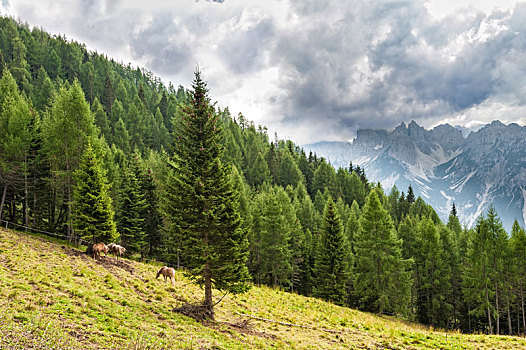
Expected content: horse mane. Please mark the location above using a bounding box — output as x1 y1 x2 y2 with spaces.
156 266 165 278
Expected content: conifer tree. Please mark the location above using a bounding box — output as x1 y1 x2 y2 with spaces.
9 37 31 93
397 216 418 317
131 150 162 258
311 161 338 198
462 216 496 334
447 203 462 240
45 48 61 78
407 185 415 204
345 200 361 253
113 117 131 154
485 206 509 334
388 185 400 223
354 189 412 315
118 164 146 254
276 187 304 291
438 224 462 329
0 69 33 222
32 66 55 111
313 197 350 305
277 150 304 188
510 220 526 333
42 79 98 240
72 143 117 244
102 73 115 112
249 189 292 287
92 98 111 143
414 218 452 327
162 70 250 318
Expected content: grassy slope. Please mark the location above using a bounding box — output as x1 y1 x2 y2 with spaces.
0 228 524 350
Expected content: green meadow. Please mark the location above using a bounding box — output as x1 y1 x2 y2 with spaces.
1 228 524 349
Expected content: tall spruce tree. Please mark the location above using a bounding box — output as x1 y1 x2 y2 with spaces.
162 70 250 318
143 167 162 257
354 188 412 315
407 185 415 205
117 164 146 254
313 197 350 305
72 143 117 244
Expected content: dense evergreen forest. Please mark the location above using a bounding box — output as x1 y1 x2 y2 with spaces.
2 16 526 335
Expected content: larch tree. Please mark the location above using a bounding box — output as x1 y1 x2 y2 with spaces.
462 216 496 334
485 206 509 335
414 217 452 327
42 79 98 240
0 69 33 222
510 220 526 333
72 142 117 244
162 70 250 319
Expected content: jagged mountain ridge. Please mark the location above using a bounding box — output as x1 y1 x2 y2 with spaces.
305 120 526 231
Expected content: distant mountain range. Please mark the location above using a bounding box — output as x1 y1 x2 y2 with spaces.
305 120 526 231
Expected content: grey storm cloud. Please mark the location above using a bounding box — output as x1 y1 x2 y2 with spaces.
265 0 526 139
218 17 275 74
128 13 194 76
4 0 526 142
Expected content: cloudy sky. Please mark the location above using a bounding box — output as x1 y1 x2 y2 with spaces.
2 0 526 144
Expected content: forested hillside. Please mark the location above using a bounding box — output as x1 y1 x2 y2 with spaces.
1 16 526 336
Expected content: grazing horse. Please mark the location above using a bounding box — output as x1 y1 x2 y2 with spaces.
156 266 175 286
107 243 126 260
92 243 108 260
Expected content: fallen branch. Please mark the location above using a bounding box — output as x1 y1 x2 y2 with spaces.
213 291 228 307
234 312 343 334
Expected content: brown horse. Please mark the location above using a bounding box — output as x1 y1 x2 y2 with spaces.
156 266 175 286
107 243 126 260
92 243 108 260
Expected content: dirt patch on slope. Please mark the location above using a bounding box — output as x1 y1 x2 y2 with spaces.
64 247 136 275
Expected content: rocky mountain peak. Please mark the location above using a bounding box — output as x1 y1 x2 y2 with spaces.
305 120 526 231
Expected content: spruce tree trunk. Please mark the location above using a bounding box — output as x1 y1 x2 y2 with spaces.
0 182 7 223
24 157 28 229
518 300 521 335
203 225 214 319
487 304 493 335
521 287 525 333
486 276 493 334
508 300 512 335
468 301 472 333
177 249 180 269
495 285 500 334
67 188 72 240
32 167 38 228
204 260 213 318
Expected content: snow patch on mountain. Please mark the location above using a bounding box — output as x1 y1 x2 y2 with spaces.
467 184 492 228
450 171 475 193
381 173 400 190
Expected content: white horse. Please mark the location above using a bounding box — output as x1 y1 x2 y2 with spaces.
107 243 126 260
